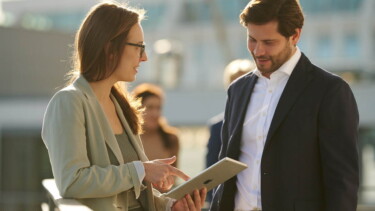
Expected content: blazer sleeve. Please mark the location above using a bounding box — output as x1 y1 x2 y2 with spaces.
42 90 143 199
153 188 174 211
318 79 359 210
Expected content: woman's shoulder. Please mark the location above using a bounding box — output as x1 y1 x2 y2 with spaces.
48 84 86 107
43 84 87 124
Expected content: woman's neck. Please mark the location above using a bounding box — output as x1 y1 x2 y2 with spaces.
89 78 115 103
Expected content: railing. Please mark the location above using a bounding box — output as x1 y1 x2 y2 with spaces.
358 204 375 211
42 179 92 211
42 178 375 211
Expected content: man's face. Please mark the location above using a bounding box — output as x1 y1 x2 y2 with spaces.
246 21 300 78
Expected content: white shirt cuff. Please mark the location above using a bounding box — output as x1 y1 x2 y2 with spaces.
133 161 145 183
134 161 176 211
166 198 176 211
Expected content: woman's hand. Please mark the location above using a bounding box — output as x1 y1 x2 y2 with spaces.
143 156 189 190
157 175 175 192
172 188 207 211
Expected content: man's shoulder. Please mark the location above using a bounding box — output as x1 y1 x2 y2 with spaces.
300 53 347 86
233 71 254 83
208 112 224 126
228 71 255 91
310 64 347 86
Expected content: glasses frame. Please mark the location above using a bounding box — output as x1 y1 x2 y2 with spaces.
126 42 146 58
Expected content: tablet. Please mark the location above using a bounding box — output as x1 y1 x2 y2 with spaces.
162 157 247 200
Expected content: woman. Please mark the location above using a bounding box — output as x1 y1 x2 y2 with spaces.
133 84 179 168
41 2 205 211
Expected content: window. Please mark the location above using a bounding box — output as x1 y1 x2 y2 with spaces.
343 34 360 58
141 4 167 29
0 128 53 210
300 0 362 13
316 35 332 59
19 11 85 32
359 128 375 203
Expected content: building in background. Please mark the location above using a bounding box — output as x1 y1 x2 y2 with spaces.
0 0 374 210
1 0 375 123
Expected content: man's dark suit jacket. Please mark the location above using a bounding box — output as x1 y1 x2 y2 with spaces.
210 53 359 211
206 114 224 202
206 113 224 168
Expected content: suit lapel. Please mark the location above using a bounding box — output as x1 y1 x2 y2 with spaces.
227 74 258 159
74 76 125 164
264 54 313 151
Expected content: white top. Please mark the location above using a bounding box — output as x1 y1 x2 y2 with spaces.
234 48 301 210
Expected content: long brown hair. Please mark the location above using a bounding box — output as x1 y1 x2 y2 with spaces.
132 83 178 149
67 2 145 134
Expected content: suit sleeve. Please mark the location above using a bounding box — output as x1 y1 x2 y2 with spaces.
42 90 143 199
318 79 359 210
218 88 232 160
206 121 223 167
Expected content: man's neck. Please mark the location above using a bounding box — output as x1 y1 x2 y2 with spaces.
261 46 298 79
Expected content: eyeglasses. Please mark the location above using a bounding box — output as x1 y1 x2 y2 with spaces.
126 42 146 58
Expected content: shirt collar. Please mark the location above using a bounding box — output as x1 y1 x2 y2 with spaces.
252 47 301 78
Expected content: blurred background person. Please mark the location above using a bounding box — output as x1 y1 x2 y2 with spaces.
205 59 255 203
133 83 180 168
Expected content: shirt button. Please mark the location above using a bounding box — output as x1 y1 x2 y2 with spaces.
256 160 260 164
268 89 273 93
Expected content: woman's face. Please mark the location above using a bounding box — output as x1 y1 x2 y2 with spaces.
112 23 148 82
142 96 162 130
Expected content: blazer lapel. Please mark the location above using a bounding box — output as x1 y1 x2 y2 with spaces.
74 76 125 164
264 54 314 151
111 95 149 162
227 74 258 159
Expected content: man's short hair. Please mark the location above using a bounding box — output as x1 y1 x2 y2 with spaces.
240 0 304 37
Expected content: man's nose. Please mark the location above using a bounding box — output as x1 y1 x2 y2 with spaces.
253 43 265 57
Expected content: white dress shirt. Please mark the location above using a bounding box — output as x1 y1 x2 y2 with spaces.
234 48 301 211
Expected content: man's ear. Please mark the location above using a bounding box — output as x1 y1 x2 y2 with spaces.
291 28 302 46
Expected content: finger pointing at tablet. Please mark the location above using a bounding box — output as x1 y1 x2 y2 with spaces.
143 156 190 189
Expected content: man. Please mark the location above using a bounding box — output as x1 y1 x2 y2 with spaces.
206 59 255 203
210 0 359 210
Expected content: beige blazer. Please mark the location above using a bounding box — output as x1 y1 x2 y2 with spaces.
42 76 170 211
